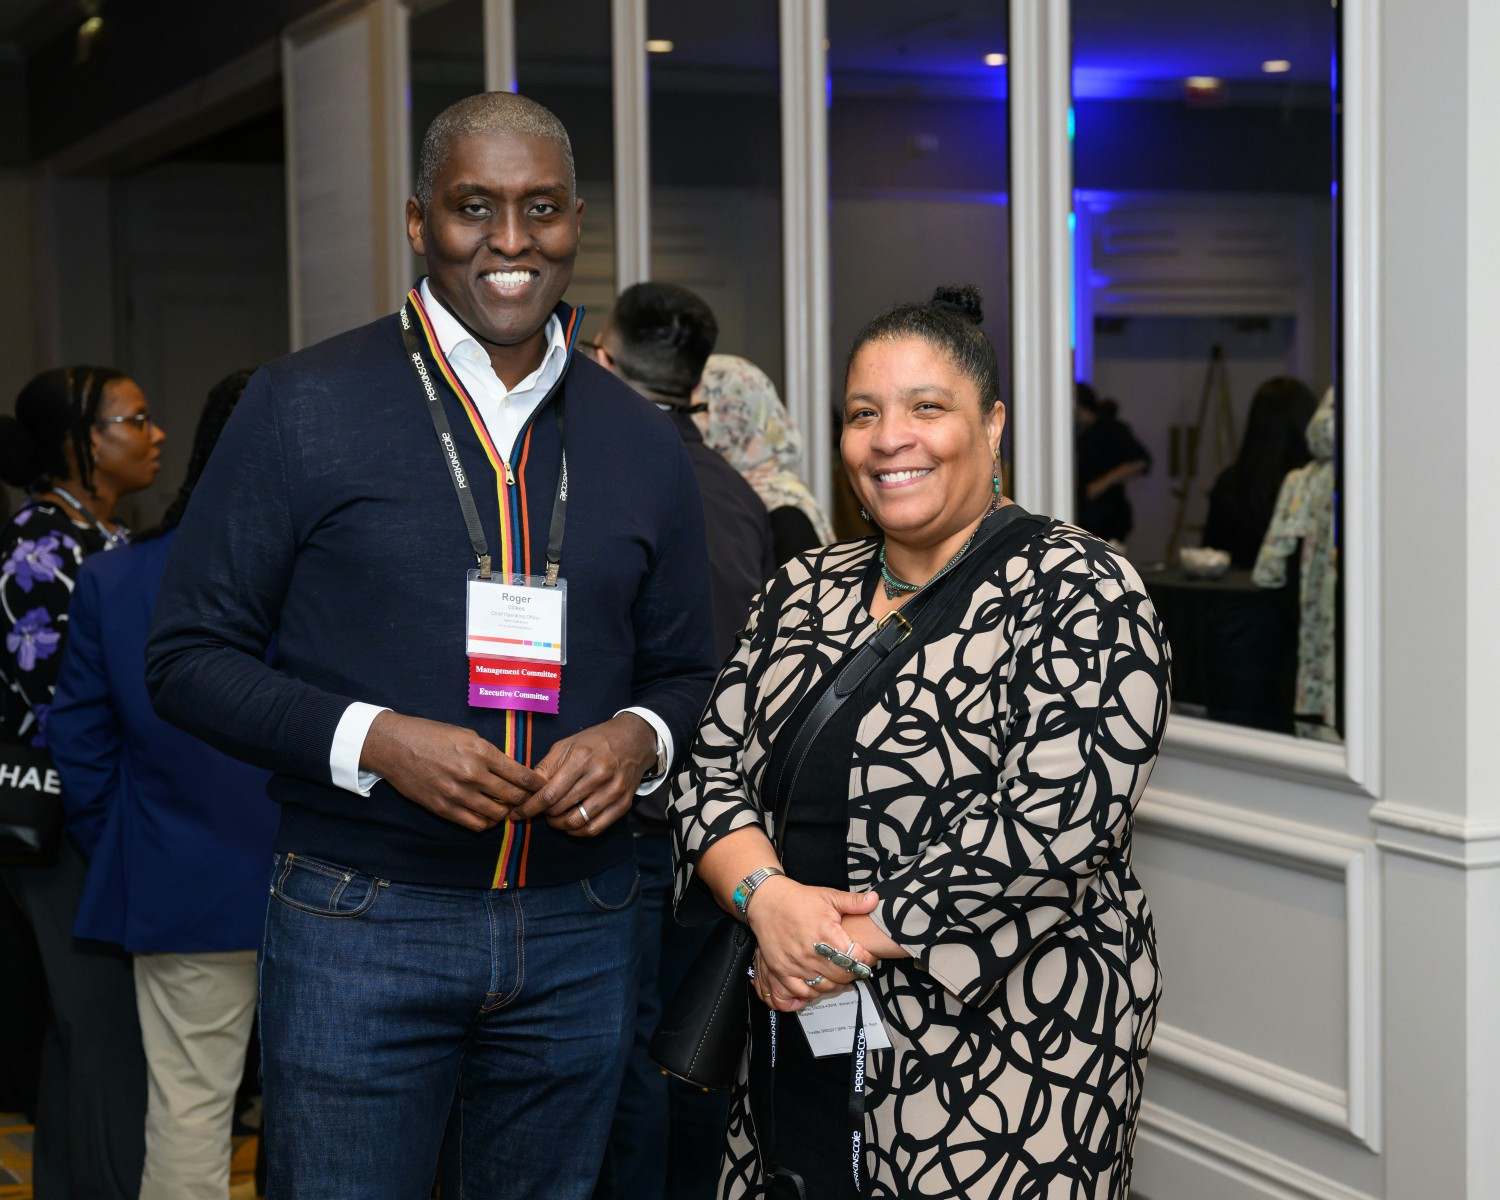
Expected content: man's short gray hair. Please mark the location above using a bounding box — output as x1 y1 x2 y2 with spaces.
415 92 576 211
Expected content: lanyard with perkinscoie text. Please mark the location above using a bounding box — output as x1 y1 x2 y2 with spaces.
398 288 570 587
765 985 870 1194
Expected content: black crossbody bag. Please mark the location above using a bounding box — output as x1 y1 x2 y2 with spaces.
649 504 1047 1092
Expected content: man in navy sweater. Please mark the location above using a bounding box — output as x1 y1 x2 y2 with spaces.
146 93 718 1199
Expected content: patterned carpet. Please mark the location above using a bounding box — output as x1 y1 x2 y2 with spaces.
0 1115 259 1198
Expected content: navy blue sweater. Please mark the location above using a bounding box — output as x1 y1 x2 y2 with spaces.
146 303 718 889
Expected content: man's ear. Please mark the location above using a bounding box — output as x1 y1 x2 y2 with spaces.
405 196 427 257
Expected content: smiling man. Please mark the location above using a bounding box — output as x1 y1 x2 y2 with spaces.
145 94 717 1199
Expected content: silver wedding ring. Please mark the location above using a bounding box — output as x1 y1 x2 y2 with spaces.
576 802 589 823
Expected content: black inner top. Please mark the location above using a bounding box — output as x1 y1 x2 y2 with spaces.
748 557 883 1200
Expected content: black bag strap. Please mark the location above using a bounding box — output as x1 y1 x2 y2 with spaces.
761 503 1046 839
752 502 1047 1196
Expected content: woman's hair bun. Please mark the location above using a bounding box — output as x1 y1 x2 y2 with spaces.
0 415 40 488
929 284 984 327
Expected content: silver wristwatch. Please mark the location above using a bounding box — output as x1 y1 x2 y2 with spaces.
640 728 668 781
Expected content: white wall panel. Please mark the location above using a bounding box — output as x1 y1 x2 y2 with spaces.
1135 792 1379 1144
1135 1103 1381 1200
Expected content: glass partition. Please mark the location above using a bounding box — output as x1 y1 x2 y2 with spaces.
827 1 1012 536
646 1 784 396
1070 0 1342 742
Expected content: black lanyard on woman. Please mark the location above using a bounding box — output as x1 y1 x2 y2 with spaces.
754 503 1050 1196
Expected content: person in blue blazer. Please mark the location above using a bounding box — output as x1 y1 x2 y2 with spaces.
50 371 276 1200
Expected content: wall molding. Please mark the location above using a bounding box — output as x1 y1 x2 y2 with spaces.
1369 801 1500 868
1150 1025 1349 1133
1339 0 1383 802
1137 1101 1380 1200
1162 717 1367 794
1138 790 1381 1148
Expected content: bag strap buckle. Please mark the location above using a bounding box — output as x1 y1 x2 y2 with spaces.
875 609 912 643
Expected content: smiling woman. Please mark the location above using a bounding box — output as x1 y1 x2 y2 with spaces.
840 286 1004 615
669 285 1172 1199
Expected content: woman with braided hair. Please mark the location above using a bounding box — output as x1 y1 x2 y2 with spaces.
0 365 163 1198
50 370 277 1199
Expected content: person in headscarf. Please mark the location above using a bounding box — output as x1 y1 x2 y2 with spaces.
693 354 835 566
1253 387 1338 741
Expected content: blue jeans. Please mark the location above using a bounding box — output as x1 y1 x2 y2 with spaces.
598 833 728 1200
259 851 640 1199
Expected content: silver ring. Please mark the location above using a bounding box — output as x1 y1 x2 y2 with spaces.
576 802 589 823
844 940 857 957
805 975 824 987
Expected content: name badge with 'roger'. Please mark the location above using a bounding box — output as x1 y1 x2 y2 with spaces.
465 571 567 714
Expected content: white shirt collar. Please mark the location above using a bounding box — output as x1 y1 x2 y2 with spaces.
418 277 567 390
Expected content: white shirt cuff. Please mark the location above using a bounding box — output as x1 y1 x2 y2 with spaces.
617 706 674 796
330 702 390 796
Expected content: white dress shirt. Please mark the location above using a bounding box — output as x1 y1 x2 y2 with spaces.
328 282 673 798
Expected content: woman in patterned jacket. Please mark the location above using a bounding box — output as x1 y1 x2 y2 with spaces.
669 285 1171 1199
0 366 164 1198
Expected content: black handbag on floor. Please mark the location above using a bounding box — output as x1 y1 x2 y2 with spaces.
649 504 1048 1090
0 742 65 867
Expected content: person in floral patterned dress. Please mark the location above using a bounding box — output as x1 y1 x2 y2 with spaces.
0 365 164 1199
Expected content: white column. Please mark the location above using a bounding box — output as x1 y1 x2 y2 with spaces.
283 0 411 349
611 0 650 290
1007 0 1073 518
1372 0 1500 1194
779 0 831 516
483 0 517 93
1463 0 1500 1192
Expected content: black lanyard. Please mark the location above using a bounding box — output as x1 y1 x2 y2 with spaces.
399 293 569 584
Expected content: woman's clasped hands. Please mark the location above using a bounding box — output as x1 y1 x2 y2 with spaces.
744 876 881 1012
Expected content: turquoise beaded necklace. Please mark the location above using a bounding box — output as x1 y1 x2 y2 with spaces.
878 488 1001 601
879 526 978 600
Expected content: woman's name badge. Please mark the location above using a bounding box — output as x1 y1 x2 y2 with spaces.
795 982 892 1058
465 571 567 713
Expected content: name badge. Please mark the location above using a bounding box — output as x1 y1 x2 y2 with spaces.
465 571 567 713
795 982 892 1058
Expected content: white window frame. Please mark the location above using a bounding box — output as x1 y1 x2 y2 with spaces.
471 0 1382 795
1009 0 1382 794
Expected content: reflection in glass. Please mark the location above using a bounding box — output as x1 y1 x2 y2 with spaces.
516 0 616 339
646 2 783 397
827 2 1011 537
1070 0 1341 742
